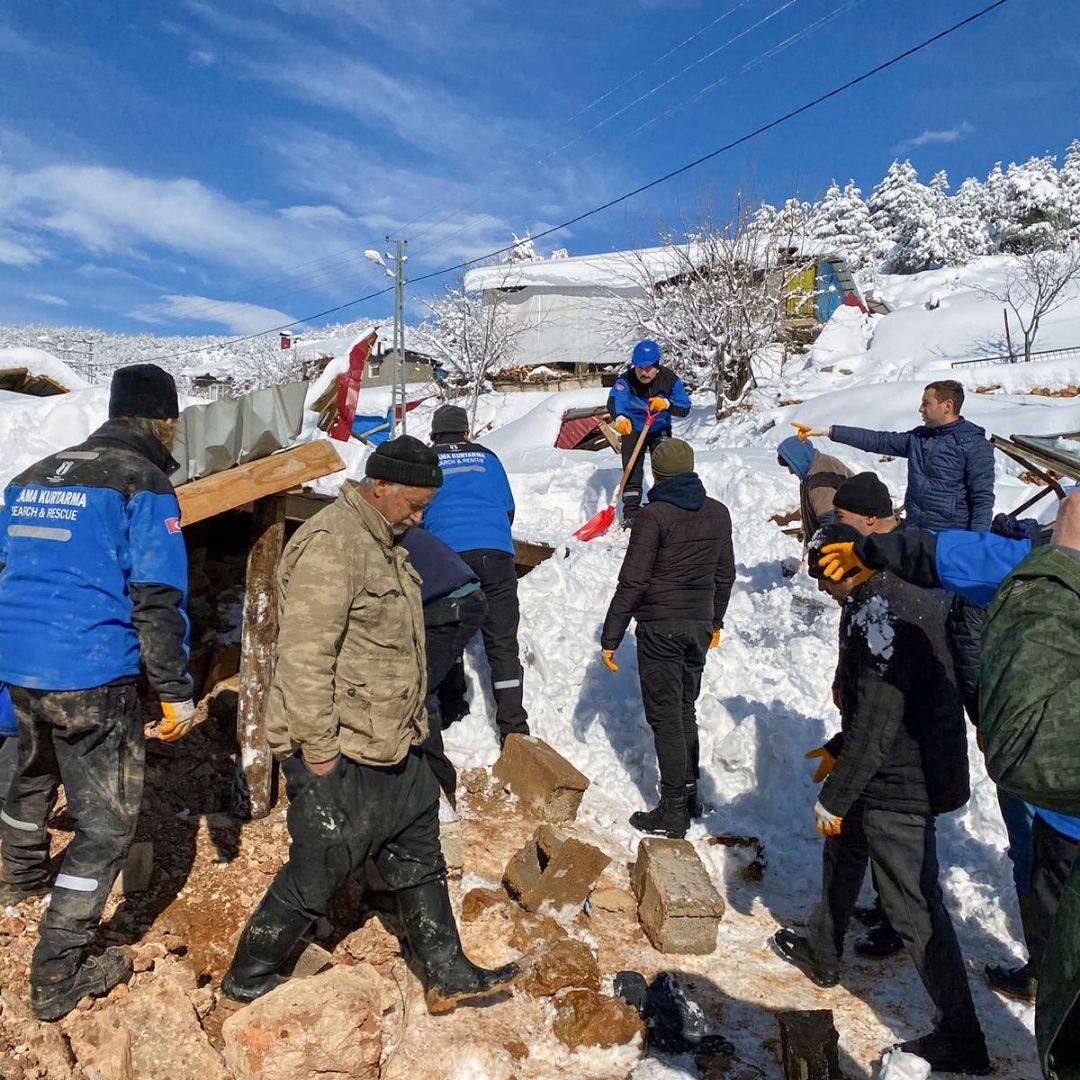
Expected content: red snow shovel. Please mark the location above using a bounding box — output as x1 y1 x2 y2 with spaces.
574 410 656 541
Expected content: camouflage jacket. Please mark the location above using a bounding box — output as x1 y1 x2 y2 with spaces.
264 480 428 767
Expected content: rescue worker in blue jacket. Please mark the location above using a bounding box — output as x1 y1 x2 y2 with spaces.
817 507 1080 1007
0 364 194 1022
424 405 529 746
0 685 16 813
607 340 692 528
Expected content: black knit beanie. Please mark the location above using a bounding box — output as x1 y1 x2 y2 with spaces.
109 364 179 420
365 435 443 488
807 522 864 581
833 472 892 519
430 404 469 438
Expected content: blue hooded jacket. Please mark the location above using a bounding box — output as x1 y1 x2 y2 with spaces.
777 435 816 478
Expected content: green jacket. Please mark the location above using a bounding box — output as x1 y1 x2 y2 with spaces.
981 544 1080 1078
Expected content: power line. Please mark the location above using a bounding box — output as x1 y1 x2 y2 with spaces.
139 0 1009 365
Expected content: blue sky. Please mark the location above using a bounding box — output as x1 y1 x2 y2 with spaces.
0 0 1075 337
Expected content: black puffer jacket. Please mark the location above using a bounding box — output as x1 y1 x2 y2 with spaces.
819 571 969 818
601 473 735 650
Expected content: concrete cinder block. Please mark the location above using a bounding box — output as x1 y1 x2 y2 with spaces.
777 1010 841 1079
503 825 611 914
631 838 724 955
493 735 589 824
111 841 154 896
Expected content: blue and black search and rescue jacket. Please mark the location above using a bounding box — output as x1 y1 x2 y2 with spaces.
424 439 515 556
0 419 191 699
606 365 691 436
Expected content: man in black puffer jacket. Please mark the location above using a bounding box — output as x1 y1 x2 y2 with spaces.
600 439 735 838
774 522 988 1075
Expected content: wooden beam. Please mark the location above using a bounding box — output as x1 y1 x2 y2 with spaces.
596 420 623 453
176 441 345 527
233 495 287 820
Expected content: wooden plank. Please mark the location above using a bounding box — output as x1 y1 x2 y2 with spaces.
777 1010 841 1079
596 420 622 453
176 441 345 527
233 495 286 820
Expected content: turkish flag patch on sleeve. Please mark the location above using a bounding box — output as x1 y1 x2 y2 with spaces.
165 517 182 535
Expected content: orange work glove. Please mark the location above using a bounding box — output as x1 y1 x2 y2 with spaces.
601 649 619 673
792 421 827 442
160 700 197 742
613 416 633 436
647 397 670 413
804 746 837 784
813 800 843 838
818 542 872 583
709 630 721 650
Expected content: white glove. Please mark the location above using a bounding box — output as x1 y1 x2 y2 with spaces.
160 699 198 742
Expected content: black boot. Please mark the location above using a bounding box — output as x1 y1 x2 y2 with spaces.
221 891 313 1004
896 1029 991 1075
985 958 1036 1001
771 928 839 988
686 782 710 821
629 785 689 839
854 923 905 958
31 947 133 1022
398 878 518 1015
0 879 51 906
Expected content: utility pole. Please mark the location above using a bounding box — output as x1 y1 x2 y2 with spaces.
389 237 408 437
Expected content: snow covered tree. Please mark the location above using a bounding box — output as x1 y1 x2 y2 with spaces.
1059 140 1080 242
951 177 994 260
867 160 943 273
416 270 530 430
505 231 540 263
1001 154 1071 253
975 246 1080 361
611 200 816 417
809 181 877 268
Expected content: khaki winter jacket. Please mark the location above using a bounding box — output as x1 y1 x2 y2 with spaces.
264 480 428 767
800 451 852 542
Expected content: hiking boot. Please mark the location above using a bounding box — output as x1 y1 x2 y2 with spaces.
686 782 711 820
854 924 905 959
771 928 839 988
399 878 518 1015
629 785 689 839
985 959 1037 1002
31 948 133 1022
0 879 50 906
895 1029 991 1075
221 892 313 1004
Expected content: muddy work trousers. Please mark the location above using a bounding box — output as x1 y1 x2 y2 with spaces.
461 550 529 742
264 747 445 923
807 803 982 1039
1 684 143 987
620 428 670 523
636 619 712 790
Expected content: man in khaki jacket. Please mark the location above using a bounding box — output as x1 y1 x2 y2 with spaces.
777 435 853 546
223 436 518 1014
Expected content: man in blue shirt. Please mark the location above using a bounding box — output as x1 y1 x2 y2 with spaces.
424 405 529 745
607 340 692 528
0 364 194 1021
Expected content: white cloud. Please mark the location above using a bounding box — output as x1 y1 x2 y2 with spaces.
189 48 216 66
131 294 298 334
27 292 68 307
893 122 975 153
0 233 42 267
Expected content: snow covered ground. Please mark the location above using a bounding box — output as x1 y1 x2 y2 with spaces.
2 257 1079 1075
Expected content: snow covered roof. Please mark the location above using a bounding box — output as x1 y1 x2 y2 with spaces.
0 346 90 392
464 237 840 293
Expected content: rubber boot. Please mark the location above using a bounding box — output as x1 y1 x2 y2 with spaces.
629 785 689 839
0 879 51 906
221 891 313 1004
686 782 712 820
895 1029 991 1075
398 878 519 1015
31 948 133 1022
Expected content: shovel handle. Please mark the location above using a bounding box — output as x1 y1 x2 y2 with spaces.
614 411 655 502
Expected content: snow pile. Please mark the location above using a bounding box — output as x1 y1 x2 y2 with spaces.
878 1050 932 1080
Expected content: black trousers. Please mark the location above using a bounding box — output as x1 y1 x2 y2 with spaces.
0 735 17 813
266 748 445 922
1 684 143 986
636 619 711 790
621 428 670 520
422 590 487 801
807 804 981 1038
460 551 529 740
1031 815 1080 972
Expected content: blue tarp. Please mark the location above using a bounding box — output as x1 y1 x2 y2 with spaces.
352 411 392 446
816 260 845 323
